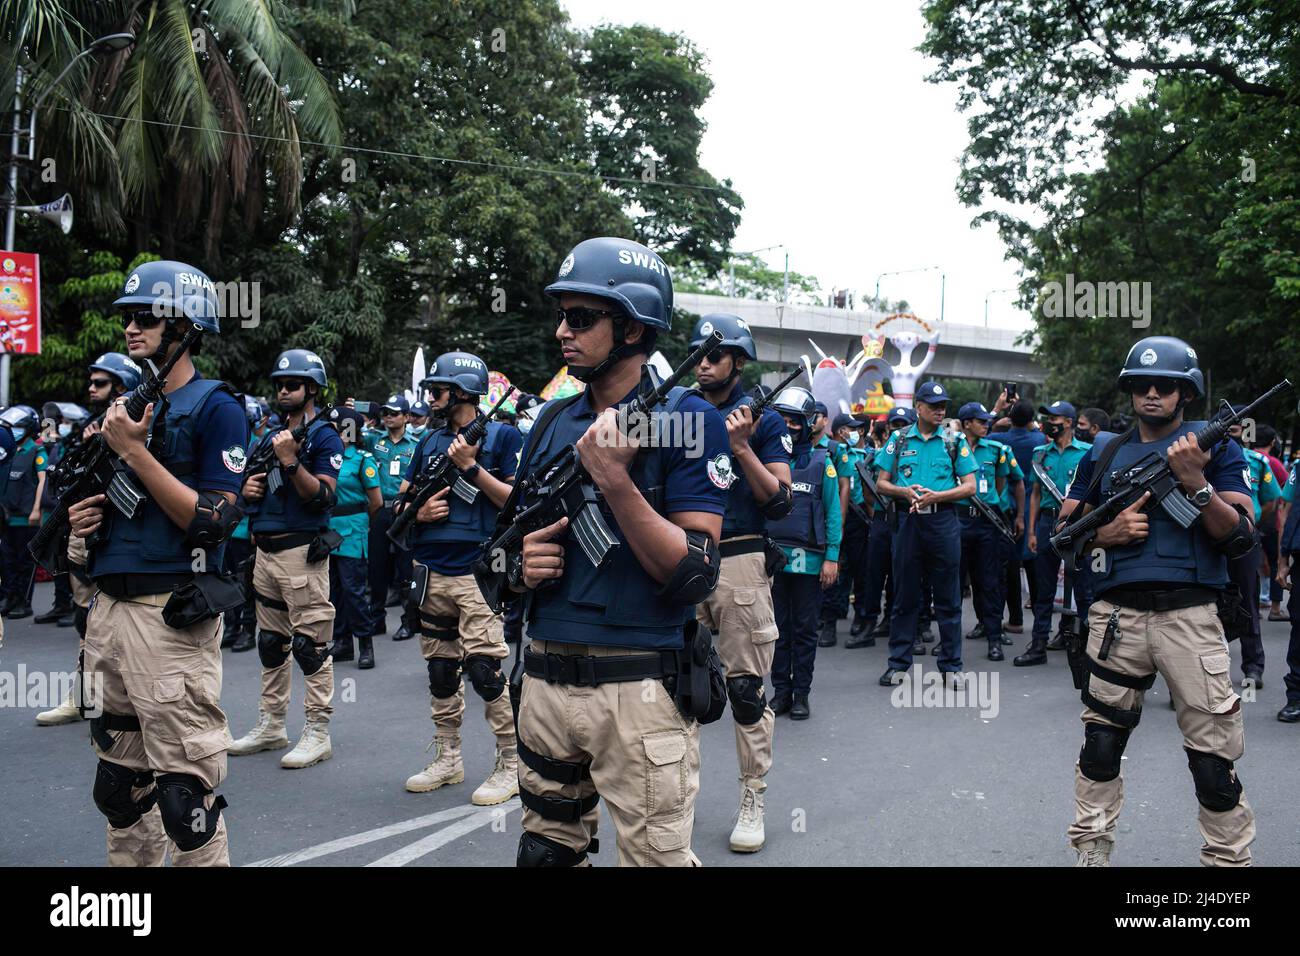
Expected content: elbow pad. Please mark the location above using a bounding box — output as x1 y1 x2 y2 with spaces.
303 480 335 513
1212 506 1258 558
655 530 721 606
185 492 245 550
760 483 793 520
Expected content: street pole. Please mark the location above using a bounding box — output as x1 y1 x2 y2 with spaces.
939 272 945 323
782 249 789 304
3 65 23 408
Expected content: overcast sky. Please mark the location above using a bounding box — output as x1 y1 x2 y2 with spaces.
562 0 1033 331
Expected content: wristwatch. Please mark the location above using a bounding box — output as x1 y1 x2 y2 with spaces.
462 463 482 483
283 458 301 477
1188 481 1214 508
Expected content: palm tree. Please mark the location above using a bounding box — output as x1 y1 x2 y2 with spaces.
2 0 347 261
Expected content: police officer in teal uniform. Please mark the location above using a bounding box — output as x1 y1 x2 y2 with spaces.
325 406 382 668
825 412 872 641
1228 415 1279 689
956 401 1011 661
367 394 418 638
854 406 915 644
1015 400 1092 666
1276 466 1300 722
1 404 46 618
994 428 1026 641
875 381 977 686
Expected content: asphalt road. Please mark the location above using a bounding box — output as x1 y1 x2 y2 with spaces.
3 581 1296 867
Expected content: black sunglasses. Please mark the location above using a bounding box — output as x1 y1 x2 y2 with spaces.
89 378 113 389
1128 377 1179 397
427 386 450 400
119 310 164 330
276 379 308 392
556 306 621 331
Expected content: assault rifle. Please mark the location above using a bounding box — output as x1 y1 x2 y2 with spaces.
387 387 516 551
29 324 205 572
1031 456 1067 508
474 330 724 613
244 403 335 496
739 365 806 418
1050 379 1292 569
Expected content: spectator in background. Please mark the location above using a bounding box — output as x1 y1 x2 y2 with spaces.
1076 407 1110 444
993 394 1044 622
1253 424 1290 621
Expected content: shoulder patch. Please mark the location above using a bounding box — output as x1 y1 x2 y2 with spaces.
35 454 45 467
707 453 735 489
826 462 837 479
959 446 969 457
885 440 896 455
364 465 377 479
1263 470 1273 483
329 453 343 470
222 446 247 474
780 433 793 455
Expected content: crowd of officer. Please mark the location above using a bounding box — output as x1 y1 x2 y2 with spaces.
9 246 1299 869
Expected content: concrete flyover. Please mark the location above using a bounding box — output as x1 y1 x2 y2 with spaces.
675 293 1045 385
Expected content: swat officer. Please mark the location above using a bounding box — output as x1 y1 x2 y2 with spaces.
956 401 1012 661
229 349 344 769
1015 400 1092 666
366 394 418 639
1064 336 1257 866
400 349 522 806
325 407 381 668
68 259 247 866
690 313 792 852
875 381 977 686
853 406 915 644
1 404 45 618
768 386 841 718
510 237 728 866
36 354 142 727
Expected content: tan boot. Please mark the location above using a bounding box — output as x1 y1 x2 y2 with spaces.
406 735 464 793
36 688 84 726
729 779 766 853
228 711 289 756
1075 839 1112 867
281 719 332 769
471 747 519 806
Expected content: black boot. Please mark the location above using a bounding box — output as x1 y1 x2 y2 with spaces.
987 639 1004 662
371 613 387 636
57 608 78 627
1045 629 1070 651
1278 701 1300 722
1013 638 1048 667
771 693 792 716
357 635 375 670
845 623 876 649
790 693 811 720
965 622 986 640
911 636 926 656
7 602 33 620
868 616 891 638
330 635 355 663
221 621 239 648
918 624 936 644
35 603 73 625
849 614 871 638
231 625 256 653
817 620 838 648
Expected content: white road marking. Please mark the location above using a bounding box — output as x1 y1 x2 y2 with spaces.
365 799 521 867
244 804 485 867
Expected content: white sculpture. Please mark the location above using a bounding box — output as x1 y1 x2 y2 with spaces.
802 314 942 415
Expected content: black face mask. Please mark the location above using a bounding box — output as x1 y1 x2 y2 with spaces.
1043 422 1065 439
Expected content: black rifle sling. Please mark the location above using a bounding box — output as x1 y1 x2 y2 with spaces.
1077 427 1136 509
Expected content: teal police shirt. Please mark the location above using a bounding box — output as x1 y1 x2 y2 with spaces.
962 435 1010 510
874 423 978 492
329 446 380 559
368 430 419 501
1030 437 1091 509
1243 447 1280 522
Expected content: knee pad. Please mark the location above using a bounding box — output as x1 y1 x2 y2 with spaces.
464 655 506 702
155 772 227 853
1186 749 1243 812
291 633 330 676
257 630 291 669
1078 722 1130 782
427 657 461 698
92 760 157 830
726 675 767 726
516 831 589 867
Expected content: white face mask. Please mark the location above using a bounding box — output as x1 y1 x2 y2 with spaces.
845 430 860 445
11 428 25 442
58 423 73 438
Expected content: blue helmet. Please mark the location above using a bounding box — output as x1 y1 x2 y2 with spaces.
545 237 673 330
243 394 264 426
424 351 489 396
772 386 816 432
270 349 328 387
1118 336 1205 398
690 313 756 360
114 260 221 333
89 352 142 391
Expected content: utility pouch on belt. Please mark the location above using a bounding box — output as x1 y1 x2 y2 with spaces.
162 572 247 629
409 561 431 607
763 535 786 578
306 529 344 563
668 620 727 724
1215 589 1249 643
1065 614 1089 691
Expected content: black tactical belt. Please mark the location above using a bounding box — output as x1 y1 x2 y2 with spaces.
89 711 142 751
1100 588 1218 612
97 573 193 599
1039 507 1059 518
256 531 316 553
525 650 672 687
332 502 366 517
255 591 290 612
719 537 766 558
419 613 459 641
519 785 600 823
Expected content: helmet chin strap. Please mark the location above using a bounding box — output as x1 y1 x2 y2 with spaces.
698 361 740 394
568 315 643 384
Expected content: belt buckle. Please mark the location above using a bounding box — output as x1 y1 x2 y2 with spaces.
574 655 598 687
543 652 567 684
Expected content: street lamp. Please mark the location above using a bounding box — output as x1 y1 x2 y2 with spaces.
984 287 1018 327
4 32 136 406
874 265 945 321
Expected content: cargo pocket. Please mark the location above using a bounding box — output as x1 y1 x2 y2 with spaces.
643 730 689 851
289 571 335 632
1199 654 1238 714
153 676 185 704
750 623 779 646
183 725 235 762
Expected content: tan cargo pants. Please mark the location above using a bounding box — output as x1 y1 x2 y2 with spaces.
1067 597 1255 866
517 639 702 867
252 543 335 722
417 568 513 747
83 592 233 866
67 533 96 607
695 547 777 785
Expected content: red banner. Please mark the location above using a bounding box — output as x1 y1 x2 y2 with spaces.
0 251 41 355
